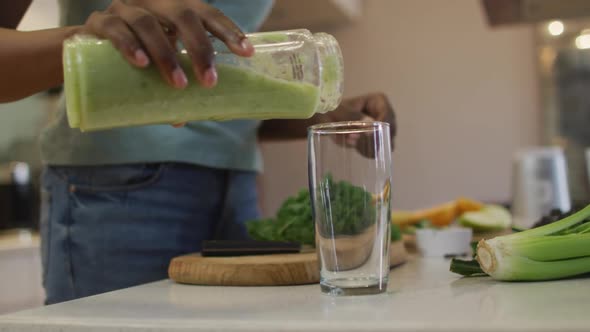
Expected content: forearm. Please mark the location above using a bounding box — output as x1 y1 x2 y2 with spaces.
0 26 81 103
258 113 332 141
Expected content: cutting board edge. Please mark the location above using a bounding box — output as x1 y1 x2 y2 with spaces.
168 240 407 286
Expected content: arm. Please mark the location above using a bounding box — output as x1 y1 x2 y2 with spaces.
0 27 81 103
0 0 74 103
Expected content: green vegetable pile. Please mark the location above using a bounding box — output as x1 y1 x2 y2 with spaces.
315 175 376 238
247 188 315 245
246 177 401 246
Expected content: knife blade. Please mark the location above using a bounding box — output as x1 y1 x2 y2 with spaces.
201 240 314 257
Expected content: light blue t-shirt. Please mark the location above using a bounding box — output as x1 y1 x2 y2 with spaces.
41 0 274 172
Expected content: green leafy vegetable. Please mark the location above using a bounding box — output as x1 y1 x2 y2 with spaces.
246 188 315 245
314 175 376 238
449 258 487 277
390 222 402 242
247 177 400 246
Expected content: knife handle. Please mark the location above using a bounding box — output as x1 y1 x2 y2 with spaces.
201 240 301 257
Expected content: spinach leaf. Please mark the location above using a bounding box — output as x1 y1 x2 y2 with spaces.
246 177 401 246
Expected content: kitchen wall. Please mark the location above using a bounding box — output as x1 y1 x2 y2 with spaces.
259 0 541 215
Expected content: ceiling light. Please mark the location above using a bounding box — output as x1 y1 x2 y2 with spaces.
547 20 565 36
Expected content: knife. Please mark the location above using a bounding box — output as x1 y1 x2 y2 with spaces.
201 240 314 257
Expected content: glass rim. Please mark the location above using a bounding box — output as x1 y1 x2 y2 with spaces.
308 121 389 135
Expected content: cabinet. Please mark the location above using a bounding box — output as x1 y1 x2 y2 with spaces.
261 0 363 31
482 0 590 26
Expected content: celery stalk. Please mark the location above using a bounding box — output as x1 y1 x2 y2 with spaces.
457 204 590 281
477 245 590 281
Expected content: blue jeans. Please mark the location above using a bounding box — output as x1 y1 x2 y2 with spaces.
40 163 259 304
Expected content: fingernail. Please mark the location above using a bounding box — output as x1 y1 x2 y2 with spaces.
203 67 218 88
172 67 188 89
240 38 254 52
134 49 149 67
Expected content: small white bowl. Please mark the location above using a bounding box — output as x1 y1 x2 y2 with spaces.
415 227 473 257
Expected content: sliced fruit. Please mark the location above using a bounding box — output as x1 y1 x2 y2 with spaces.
415 201 458 227
456 197 485 214
458 205 512 232
392 201 457 227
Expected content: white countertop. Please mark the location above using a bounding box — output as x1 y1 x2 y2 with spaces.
0 255 588 332
0 230 39 252
0 229 44 315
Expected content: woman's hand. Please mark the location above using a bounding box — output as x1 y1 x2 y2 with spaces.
80 0 254 89
328 93 397 152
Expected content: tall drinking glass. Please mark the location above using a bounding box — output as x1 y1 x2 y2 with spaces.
308 121 392 296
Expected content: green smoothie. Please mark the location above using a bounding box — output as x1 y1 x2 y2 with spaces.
64 37 321 132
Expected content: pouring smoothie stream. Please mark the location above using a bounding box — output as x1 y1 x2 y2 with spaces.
63 29 344 132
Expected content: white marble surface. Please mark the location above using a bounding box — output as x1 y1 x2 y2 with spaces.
0 255 588 331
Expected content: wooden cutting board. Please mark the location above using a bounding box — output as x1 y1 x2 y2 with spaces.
168 241 407 286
